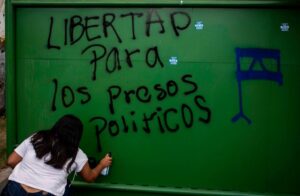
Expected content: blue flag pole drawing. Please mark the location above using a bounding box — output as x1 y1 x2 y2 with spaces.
232 48 283 124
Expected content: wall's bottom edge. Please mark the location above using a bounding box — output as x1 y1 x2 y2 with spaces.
72 182 297 196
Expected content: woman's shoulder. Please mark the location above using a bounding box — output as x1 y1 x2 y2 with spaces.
77 148 88 158
72 148 88 172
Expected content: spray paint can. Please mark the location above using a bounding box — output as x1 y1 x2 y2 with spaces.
101 152 112 176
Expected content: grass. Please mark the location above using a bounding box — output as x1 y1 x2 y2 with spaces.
0 117 6 169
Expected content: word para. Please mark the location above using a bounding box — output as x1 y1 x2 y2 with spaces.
81 45 164 80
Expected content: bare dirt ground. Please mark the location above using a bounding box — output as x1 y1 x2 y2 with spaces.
0 117 6 169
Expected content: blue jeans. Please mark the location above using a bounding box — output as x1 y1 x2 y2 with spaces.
1 181 55 196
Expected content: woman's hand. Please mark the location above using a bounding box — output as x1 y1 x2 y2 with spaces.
99 154 112 168
80 153 113 182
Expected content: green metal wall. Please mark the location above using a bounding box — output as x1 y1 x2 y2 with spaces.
6 1 300 195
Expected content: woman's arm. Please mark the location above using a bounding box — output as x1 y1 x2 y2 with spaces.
79 154 112 182
7 151 23 168
7 136 32 168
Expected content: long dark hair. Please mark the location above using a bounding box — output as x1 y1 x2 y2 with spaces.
31 114 83 172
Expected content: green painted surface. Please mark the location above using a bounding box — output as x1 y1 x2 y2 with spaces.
6 1 300 196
